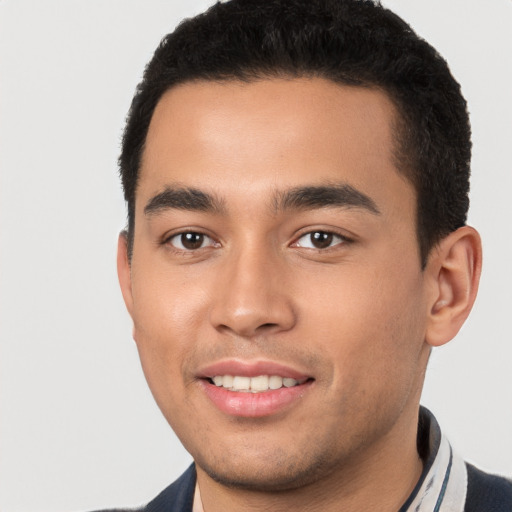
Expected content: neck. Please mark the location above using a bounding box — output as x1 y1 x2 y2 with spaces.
195 404 424 512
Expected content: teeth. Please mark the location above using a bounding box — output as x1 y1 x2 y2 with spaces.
222 375 234 388
232 376 250 390
283 377 297 388
211 375 301 392
269 375 283 390
251 375 269 391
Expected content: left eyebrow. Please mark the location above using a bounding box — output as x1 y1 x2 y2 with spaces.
144 186 225 216
273 183 380 215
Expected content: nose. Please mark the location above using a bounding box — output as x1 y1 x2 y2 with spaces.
209 247 296 338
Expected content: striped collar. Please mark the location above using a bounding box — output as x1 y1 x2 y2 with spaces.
400 407 468 512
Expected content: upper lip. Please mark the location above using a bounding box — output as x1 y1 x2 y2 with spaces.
197 359 312 380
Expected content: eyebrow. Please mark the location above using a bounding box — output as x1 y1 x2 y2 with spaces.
273 183 380 215
144 187 225 216
144 182 380 217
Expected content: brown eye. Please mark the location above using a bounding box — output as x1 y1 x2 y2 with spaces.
167 232 214 251
295 231 345 249
310 232 334 249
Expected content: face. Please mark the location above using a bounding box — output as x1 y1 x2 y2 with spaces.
119 78 432 491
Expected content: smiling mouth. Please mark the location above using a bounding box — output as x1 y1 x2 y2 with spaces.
207 375 312 393
200 368 315 417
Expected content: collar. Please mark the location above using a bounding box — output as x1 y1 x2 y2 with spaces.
400 406 468 512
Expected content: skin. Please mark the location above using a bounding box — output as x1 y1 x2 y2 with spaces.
118 78 481 512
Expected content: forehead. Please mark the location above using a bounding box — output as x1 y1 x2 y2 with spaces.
138 78 412 214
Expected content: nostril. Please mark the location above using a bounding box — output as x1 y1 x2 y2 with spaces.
255 322 281 333
216 322 281 337
211 300 296 337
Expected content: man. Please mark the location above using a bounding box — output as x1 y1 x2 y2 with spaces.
112 0 512 510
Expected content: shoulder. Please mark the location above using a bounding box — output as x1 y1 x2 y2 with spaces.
144 464 196 512
91 464 196 512
464 463 512 512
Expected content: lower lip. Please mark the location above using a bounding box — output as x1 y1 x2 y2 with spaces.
200 380 313 418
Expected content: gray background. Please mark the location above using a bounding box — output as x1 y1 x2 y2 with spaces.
1 1 511 510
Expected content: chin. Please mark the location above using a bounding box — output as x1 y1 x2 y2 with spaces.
194 443 338 492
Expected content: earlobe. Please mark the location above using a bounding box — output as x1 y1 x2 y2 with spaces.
117 232 134 317
425 226 482 347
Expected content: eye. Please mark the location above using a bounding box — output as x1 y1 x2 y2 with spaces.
294 230 347 250
166 232 217 251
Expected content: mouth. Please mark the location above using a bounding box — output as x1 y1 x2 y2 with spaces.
207 374 309 393
197 361 315 417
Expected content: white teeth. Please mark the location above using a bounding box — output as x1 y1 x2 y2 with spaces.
269 375 283 390
222 375 234 388
250 375 269 391
211 374 301 392
232 376 250 390
283 377 297 388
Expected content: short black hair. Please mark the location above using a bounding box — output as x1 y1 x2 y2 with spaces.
119 0 471 265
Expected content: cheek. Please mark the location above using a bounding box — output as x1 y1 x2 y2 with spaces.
299 261 427 392
129 265 212 406
131 261 211 342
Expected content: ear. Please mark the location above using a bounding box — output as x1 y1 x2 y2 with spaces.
117 232 134 317
425 226 482 347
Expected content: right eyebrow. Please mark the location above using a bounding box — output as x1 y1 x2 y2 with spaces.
273 183 380 215
144 186 225 216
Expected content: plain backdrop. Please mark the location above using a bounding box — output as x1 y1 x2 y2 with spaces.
1 1 511 510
